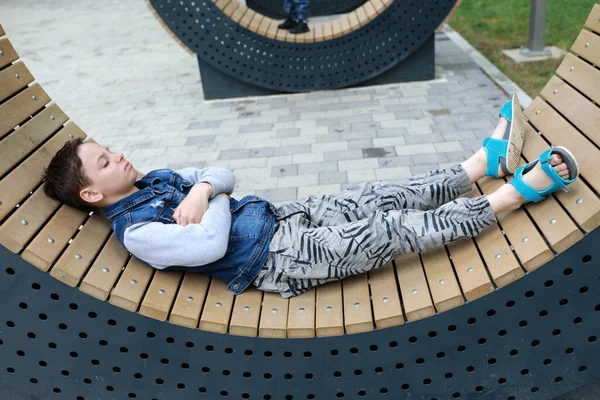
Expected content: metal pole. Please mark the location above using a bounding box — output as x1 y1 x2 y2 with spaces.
527 0 549 53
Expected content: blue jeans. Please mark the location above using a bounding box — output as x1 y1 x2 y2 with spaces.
284 0 309 22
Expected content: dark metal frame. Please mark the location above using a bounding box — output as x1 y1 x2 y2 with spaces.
147 0 457 93
1 228 598 399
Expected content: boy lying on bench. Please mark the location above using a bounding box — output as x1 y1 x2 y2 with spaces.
43 95 579 298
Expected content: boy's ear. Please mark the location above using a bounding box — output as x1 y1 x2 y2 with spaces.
80 187 104 205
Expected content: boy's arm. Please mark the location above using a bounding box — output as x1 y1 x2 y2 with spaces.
123 195 231 267
175 167 236 199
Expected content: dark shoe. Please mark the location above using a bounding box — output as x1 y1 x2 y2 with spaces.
278 18 298 30
289 21 309 34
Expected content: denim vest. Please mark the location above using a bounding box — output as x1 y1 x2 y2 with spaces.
103 169 278 295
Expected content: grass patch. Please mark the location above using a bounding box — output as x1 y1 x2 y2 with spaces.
449 0 598 97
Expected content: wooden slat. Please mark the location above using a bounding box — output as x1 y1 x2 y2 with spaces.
0 62 34 103
421 247 464 312
395 253 435 321
265 19 279 39
355 7 370 26
259 292 289 338
342 273 373 334
478 176 553 271
331 19 343 38
295 26 315 44
276 27 288 41
584 4 600 34
0 123 86 221
0 25 4 37
315 281 344 337
469 186 524 287
0 187 60 253
0 84 51 139
213 0 231 11
169 274 211 328
248 12 264 33
239 9 257 28
348 11 361 30
109 258 154 312
0 38 19 69
557 53 600 105
139 270 183 321
49 214 112 286
525 96 600 192
79 234 129 301
229 287 262 337
540 76 600 147
199 280 234 334
363 2 377 21
222 0 240 18
312 23 325 42
571 29 600 67
520 117 600 232
257 16 272 36
340 15 352 35
0 103 69 179
21 206 88 271
371 0 387 14
287 289 315 338
369 262 404 329
230 4 249 23
323 22 334 41
447 238 494 302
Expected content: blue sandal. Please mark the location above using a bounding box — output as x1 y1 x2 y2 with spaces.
483 93 527 178
509 146 579 203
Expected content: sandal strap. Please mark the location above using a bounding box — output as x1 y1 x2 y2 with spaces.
511 162 545 203
483 137 508 178
499 98 513 122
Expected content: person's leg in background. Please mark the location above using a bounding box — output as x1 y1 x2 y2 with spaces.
278 0 299 30
289 0 310 34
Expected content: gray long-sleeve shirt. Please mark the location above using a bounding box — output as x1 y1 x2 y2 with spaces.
123 167 236 270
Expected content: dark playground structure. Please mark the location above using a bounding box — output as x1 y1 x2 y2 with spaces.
1 2 600 400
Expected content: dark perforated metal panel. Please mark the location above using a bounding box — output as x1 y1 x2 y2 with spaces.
0 229 599 399
147 0 457 92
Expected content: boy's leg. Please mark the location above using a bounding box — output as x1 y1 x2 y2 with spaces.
283 0 296 19
293 0 309 22
255 194 496 298
275 164 473 228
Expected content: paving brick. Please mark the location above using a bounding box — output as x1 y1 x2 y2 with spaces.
311 141 348 153
376 127 409 138
324 149 363 162
185 135 216 146
434 141 464 153
373 136 407 147
277 174 319 188
298 161 339 175
339 158 380 171
405 133 444 145
347 169 376 183
375 167 413 181
319 171 348 185
271 164 298 177
378 155 413 168
292 152 325 164
298 184 342 200
254 187 298 202
395 144 437 156
349 139 375 150
276 128 301 138
274 144 312 156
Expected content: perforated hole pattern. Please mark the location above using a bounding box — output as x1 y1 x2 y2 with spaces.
0 231 599 399
148 0 457 91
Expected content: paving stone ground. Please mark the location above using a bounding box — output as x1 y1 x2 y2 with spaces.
2 0 509 206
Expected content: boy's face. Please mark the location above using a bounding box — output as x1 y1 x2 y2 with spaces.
77 143 138 206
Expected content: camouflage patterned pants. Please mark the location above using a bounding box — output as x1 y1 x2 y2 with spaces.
252 165 497 298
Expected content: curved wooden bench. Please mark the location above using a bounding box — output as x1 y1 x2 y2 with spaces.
1 6 600 343
145 0 394 47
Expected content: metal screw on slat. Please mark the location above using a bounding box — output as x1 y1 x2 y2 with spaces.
102 267 109 273
75 254 82 259
467 268 473 273
48 238 55 244
130 279 137 285
272 308 278 313
576 198 583 204
50 115 55 120
439 279 445 285
585 42 589 48
32 95 37 101
535 110 540 115
187 296 194 302
0 50 4 56
243 305 250 311
0 201 2 206
495 253 501 259
522 237 529 243
326 306 332 311
15 73 20 79
158 289 165 294
68 134 73 138
298 307 305 312
412 289 418 294
215 302 222 307
569 66 574 72
21 220 28 225
550 218 556 224
382 297 389 303
553 89 558 94
354 302 360 308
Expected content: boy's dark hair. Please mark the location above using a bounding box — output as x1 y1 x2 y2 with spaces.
43 138 97 212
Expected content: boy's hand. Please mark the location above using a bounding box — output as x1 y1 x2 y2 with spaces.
173 182 213 227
